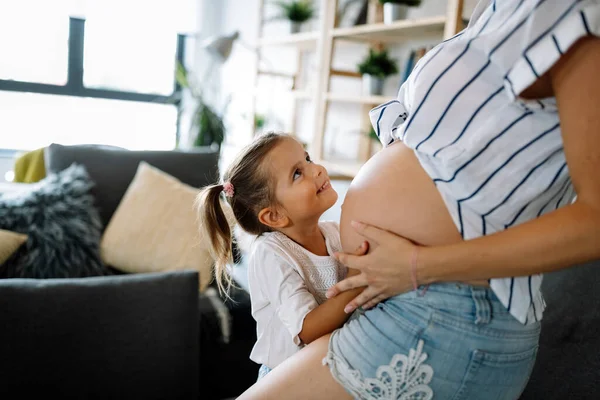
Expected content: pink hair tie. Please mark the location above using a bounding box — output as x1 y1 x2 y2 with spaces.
223 182 234 198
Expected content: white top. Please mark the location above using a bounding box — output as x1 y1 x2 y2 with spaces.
247 221 346 368
371 0 598 325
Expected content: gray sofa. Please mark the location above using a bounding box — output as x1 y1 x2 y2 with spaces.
520 259 600 399
0 144 259 399
0 270 200 399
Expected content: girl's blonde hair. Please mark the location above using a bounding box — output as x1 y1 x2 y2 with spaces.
196 132 288 296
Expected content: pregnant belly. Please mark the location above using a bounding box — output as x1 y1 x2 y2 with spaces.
340 142 488 287
340 141 461 252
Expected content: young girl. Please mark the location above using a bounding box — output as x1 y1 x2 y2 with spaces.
197 132 366 380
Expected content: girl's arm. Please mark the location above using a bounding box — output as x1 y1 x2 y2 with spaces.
298 268 364 345
329 37 600 312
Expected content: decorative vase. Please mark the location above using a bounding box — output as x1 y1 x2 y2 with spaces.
290 21 302 34
362 74 385 96
383 3 409 24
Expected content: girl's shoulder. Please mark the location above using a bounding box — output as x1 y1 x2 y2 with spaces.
318 220 342 254
250 231 290 256
318 220 340 235
248 231 300 267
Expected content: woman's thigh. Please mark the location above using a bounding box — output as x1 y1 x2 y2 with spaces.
237 334 353 400
324 284 541 400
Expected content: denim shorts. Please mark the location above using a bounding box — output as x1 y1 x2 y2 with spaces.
257 364 271 381
323 283 541 400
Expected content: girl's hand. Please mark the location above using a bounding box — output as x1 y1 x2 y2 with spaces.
327 221 418 313
345 241 368 278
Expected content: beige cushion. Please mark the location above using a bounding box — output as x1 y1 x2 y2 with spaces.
0 230 27 265
100 162 216 291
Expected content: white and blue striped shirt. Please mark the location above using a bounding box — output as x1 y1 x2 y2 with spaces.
370 0 599 324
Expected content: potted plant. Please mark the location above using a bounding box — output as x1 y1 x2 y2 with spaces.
254 113 267 133
357 47 399 95
378 0 421 24
174 62 227 150
368 127 384 155
273 0 316 33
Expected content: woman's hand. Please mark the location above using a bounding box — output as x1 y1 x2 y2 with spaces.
327 220 418 313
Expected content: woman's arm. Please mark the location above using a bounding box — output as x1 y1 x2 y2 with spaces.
329 37 600 312
426 37 600 281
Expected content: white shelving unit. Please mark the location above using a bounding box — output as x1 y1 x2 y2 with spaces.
258 31 320 49
331 15 448 42
252 0 465 178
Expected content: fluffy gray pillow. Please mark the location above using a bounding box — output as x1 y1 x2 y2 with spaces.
0 163 109 278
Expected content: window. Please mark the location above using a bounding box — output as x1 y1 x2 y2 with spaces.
83 0 185 95
0 92 177 150
0 1 70 85
0 0 197 152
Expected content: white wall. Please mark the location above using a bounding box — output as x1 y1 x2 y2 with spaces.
187 1 262 176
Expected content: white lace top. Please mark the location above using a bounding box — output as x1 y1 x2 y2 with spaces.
247 221 346 369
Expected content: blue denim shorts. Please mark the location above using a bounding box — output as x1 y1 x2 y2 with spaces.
324 283 541 400
257 364 271 381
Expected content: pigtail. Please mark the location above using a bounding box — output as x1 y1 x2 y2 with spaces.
195 132 289 298
196 184 234 297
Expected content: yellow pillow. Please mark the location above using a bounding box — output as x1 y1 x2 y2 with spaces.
101 162 218 291
0 230 27 265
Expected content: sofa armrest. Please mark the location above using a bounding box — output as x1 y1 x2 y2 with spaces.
0 271 200 399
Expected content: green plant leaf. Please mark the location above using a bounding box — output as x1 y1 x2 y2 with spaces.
191 100 226 147
175 62 190 89
273 0 315 22
368 127 379 141
255 114 267 129
357 47 399 78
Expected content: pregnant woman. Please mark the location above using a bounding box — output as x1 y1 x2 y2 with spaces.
239 0 600 398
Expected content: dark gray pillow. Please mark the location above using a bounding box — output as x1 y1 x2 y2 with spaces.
45 143 220 227
0 163 108 278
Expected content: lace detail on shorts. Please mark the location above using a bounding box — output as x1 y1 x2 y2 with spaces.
324 339 434 400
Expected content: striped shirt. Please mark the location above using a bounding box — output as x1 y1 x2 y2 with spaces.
370 0 599 324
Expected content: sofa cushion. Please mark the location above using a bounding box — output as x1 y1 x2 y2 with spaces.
0 270 199 399
100 162 221 291
0 229 27 265
520 259 600 399
45 143 220 228
0 163 108 278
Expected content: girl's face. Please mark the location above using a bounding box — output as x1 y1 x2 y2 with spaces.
266 137 338 225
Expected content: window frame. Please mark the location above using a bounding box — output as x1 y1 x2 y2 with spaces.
0 17 186 151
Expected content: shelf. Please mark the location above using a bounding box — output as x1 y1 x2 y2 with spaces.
325 92 392 105
258 31 319 49
251 0 465 181
320 159 363 179
331 16 447 43
293 90 313 100
253 88 313 100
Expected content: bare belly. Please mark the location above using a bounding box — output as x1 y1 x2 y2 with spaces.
339 141 487 286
